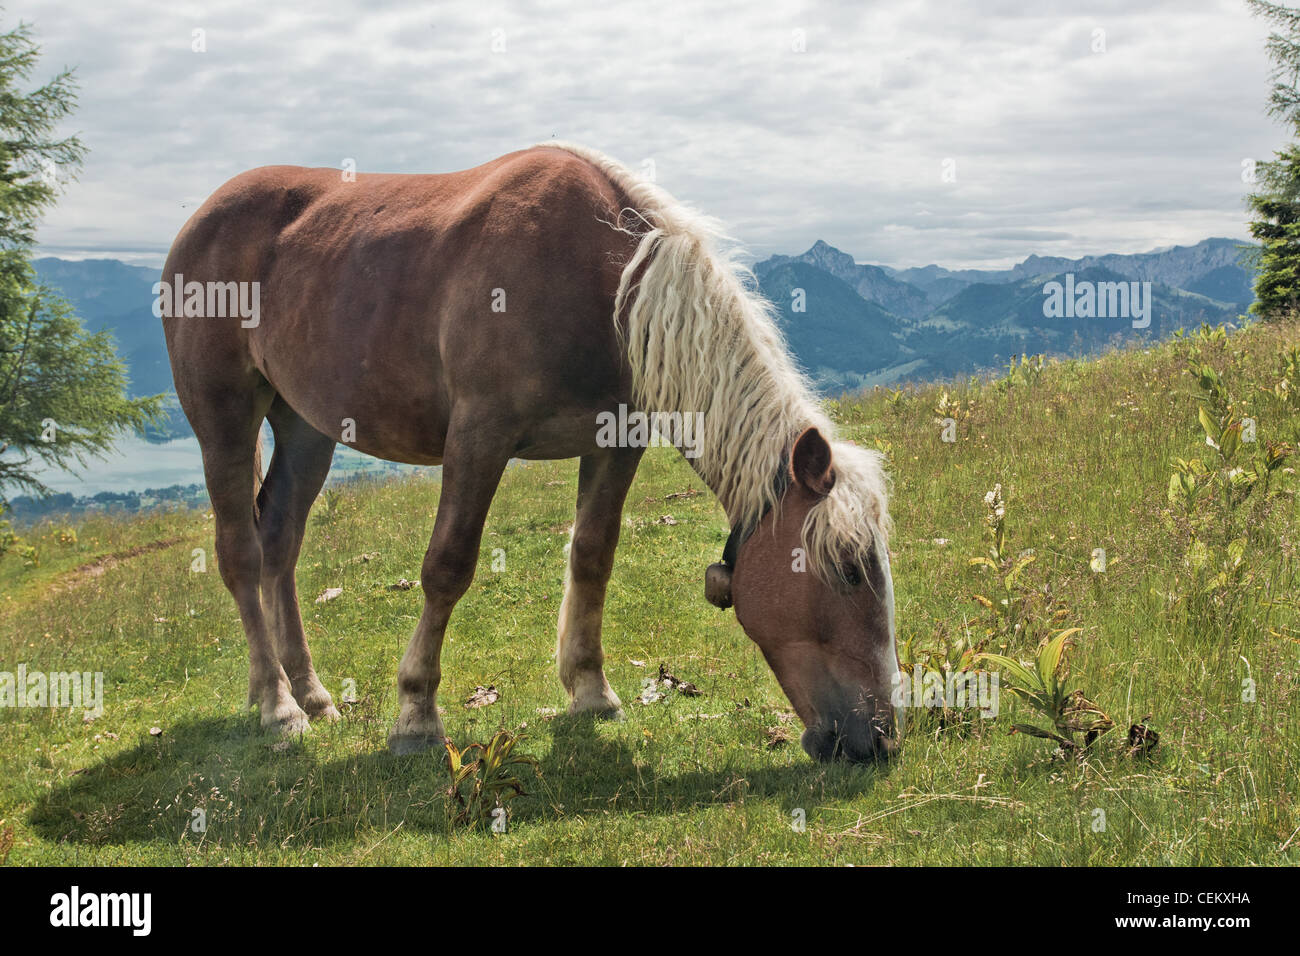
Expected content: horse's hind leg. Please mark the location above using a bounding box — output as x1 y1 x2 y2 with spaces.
196 382 309 735
388 416 511 754
558 446 644 717
259 398 339 720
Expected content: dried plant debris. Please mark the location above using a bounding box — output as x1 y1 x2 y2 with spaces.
465 685 500 709
661 664 700 696
638 664 701 704
765 725 793 749
637 680 666 705
1126 716 1160 757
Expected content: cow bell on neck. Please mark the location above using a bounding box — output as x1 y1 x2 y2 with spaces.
704 561 733 609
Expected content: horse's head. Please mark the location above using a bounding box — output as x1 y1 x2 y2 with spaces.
706 426 899 763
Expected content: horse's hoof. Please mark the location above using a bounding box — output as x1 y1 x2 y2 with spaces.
566 676 624 718
263 704 311 738
388 732 447 756
295 683 341 721
568 699 626 721
310 704 342 722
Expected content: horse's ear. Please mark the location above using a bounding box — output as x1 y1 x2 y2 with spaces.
705 562 733 609
790 427 835 497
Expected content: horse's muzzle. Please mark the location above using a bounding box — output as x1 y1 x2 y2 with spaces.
800 708 899 764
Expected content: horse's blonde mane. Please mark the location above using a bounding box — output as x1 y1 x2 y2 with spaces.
537 141 890 579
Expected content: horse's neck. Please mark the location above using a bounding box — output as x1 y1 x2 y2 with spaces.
683 410 806 531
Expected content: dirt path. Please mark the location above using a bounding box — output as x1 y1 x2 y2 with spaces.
50 536 185 593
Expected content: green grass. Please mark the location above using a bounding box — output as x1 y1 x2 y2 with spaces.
2 319 1299 865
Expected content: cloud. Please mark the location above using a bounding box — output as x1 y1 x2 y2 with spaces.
13 0 1283 270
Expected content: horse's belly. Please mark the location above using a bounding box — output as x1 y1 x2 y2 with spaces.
261 359 450 465
511 413 607 460
264 359 609 467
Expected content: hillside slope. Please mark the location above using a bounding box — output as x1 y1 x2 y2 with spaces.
1 318 1297 866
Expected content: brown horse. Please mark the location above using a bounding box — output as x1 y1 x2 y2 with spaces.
161 143 899 763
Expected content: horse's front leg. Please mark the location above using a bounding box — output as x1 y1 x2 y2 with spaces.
388 423 510 755
558 446 644 716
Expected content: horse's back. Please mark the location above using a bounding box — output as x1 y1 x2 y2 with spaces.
166 148 617 290
163 148 639 463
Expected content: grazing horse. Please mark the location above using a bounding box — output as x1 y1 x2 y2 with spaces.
162 143 900 763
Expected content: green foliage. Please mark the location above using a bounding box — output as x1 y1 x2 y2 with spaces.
1 288 161 498
1271 344 1300 440
1246 3 1300 317
1164 324 1297 638
963 483 1114 755
897 629 984 734
312 488 348 526
444 730 542 830
0 496 13 557
996 353 1045 392
899 630 978 678
1246 1 1300 130
931 389 974 444
977 630 1114 754
967 483 1039 638
933 389 970 423
1247 144 1300 317
0 492 35 564
0 20 161 503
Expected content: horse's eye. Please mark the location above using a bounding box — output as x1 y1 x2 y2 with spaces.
840 563 862 587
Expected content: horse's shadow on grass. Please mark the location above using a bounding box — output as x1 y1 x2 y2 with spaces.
29 712 890 849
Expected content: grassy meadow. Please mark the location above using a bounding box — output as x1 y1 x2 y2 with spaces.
2 318 1299 866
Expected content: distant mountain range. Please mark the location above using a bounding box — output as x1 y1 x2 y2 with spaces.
33 257 175 397
753 236 1257 391
32 236 1257 432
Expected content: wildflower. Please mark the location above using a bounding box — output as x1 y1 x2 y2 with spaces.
983 483 1006 526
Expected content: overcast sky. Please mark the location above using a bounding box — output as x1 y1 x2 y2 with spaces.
11 0 1287 270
